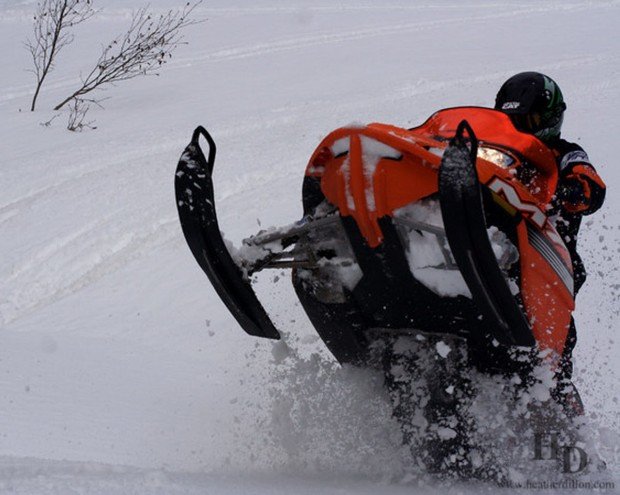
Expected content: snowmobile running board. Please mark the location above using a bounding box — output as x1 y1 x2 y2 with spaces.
175 127 280 340
439 120 535 347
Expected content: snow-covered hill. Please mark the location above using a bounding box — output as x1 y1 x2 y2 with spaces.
1 0 619 492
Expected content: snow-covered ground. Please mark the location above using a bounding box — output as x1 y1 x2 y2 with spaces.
1 0 619 492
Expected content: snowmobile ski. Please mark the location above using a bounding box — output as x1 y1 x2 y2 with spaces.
438 120 535 347
175 126 280 340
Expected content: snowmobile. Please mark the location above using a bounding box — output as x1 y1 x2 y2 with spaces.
175 107 578 475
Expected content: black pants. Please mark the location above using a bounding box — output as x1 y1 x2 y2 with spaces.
552 317 584 416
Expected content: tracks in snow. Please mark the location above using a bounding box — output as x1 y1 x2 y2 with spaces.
2 52 617 326
178 4 605 64
2 2 617 104
0 215 179 326
2 0 618 326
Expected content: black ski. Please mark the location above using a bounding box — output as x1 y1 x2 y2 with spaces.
439 120 534 347
175 127 280 340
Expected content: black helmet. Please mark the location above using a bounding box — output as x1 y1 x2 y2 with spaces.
495 72 566 141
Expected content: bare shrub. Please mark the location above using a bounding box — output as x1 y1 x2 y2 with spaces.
26 0 96 111
66 98 96 131
39 113 61 127
54 2 202 111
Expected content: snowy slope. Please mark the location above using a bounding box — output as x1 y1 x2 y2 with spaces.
1 0 619 493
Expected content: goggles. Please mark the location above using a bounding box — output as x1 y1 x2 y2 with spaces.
509 102 566 135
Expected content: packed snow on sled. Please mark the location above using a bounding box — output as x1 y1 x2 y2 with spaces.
175 107 579 476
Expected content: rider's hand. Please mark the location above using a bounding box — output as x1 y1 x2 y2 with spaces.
557 164 606 214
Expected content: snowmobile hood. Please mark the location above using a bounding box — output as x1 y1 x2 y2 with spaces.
305 107 559 248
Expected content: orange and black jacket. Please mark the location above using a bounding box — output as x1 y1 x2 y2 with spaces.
548 138 606 293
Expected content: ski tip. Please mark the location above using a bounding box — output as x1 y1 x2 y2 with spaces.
190 126 217 168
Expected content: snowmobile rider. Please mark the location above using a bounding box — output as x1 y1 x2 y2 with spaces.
494 71 606 410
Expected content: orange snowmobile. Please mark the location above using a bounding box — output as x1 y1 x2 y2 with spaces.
175 107 574 374
175 106 580 476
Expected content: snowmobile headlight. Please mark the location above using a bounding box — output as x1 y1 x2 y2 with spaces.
476 146 515 169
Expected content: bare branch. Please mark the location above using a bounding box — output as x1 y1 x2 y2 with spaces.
26 0 96 111
39 113 61 127
66 98 96 131
54 1 202 111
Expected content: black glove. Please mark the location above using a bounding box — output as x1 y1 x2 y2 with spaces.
556 178 586 205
